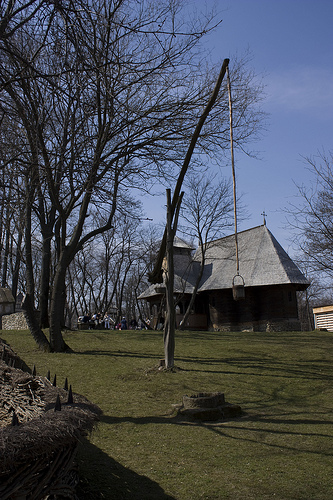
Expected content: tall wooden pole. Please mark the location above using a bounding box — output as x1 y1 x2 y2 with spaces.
149 59 230 284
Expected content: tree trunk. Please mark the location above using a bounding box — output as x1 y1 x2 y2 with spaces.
21 293 51 352
11 229 23 301
1 224 10 287
49 251 70 352
23 186 51 351
163 189 183 369
164 191 175 368
39 232 52 328
1 195 12 288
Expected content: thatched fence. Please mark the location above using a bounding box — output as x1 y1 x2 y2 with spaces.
0 339 102 499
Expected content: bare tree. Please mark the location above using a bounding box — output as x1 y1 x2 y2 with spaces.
177 172 235 329
1 1 265 351
287 151 333 278
0 119 26 298
66 207 153 324
0 1 51 41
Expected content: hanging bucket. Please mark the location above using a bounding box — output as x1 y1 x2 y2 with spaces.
232 274 245 301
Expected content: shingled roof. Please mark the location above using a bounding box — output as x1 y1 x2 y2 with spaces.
139 225 309 300
0 288 15 304
195 225 309 291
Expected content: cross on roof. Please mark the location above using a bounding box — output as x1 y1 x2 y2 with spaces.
261 211 267 226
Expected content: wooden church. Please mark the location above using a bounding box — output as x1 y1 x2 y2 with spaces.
139 225 310 332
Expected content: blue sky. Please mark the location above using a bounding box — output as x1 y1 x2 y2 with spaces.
142 0 333 255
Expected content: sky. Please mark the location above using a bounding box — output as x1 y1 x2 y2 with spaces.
142 0 333 256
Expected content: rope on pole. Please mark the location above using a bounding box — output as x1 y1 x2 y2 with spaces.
226 66 239 276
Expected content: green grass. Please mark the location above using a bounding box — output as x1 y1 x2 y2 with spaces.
2 328 333 500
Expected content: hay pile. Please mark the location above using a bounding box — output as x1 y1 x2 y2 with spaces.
0 339 102 499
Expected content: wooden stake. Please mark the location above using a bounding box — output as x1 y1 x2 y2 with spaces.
11 411 19 426
67 385 73 404
54 394 61 411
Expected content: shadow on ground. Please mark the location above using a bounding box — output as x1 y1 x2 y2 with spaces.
77 438 176 500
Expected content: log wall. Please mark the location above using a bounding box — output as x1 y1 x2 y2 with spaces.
208 285 301 332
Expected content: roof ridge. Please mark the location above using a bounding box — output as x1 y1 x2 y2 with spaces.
208 225 266 246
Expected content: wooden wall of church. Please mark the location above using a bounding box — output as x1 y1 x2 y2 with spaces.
207 285 301 332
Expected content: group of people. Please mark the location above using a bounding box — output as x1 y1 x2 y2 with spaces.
113 317 148 330
114 317 128 330
78 312 113 329
78 313 148 330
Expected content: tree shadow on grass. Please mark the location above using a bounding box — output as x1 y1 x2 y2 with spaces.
74 349 333 383
76 349 161 361
175 356 333 381
77 437 176 500
99 412 333 457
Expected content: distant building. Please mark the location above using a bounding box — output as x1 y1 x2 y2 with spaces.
0 288 16 329
313 305 333 331
0 288 15 316
139 225 310 332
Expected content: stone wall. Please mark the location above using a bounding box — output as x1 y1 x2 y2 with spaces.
2 312 28 330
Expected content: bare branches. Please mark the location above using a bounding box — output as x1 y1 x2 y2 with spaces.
0 0 265 350
287 151 333 277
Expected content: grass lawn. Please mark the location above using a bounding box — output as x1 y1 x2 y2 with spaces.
2 328 333 500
